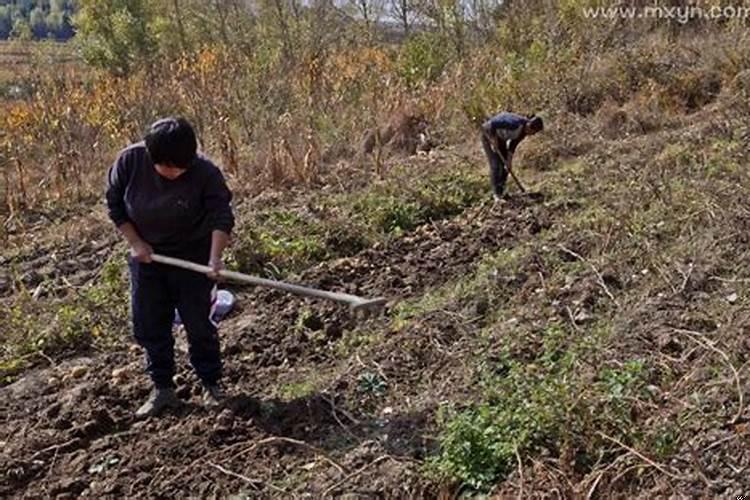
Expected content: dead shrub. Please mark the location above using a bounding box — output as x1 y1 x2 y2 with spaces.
655 69 722 112
516 111 595 172
595 101 630 140
359 107 430 156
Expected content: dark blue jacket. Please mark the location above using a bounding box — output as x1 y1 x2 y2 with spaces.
482 112 529 155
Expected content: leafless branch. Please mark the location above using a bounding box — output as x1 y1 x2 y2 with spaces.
596 431 683 480
672 328 745 424
208 461 292 495
557 244 620 308
322 455 392 496
230 436 348 474
515 446 524 500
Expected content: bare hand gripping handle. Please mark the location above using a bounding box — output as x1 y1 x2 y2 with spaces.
151 254 387 312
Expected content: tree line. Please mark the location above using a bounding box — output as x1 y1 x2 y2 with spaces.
0 0 510 46
0 0 75 40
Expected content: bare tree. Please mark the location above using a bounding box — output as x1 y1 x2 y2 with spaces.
390 0 413 34
258 0 297 63
465 0 499 36
416 0 466 54
347 0 386 30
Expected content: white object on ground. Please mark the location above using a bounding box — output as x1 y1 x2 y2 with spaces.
174 289 235 325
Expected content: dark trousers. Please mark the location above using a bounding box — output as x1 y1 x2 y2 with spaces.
481 134 509 197
128 239 221 388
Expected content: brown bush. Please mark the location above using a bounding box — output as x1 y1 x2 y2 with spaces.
515 111 596 172
655 70 722 112
595 101 630 140
359 108 430 156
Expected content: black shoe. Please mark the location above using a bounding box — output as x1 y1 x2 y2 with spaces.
136 387 180 419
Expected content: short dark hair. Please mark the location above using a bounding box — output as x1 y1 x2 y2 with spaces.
527 115 544 133
144 117 197 168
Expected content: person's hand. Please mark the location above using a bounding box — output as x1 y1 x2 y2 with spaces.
130 240 153 263
207 257 224 280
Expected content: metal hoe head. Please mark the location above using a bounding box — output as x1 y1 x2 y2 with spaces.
350 296 387 313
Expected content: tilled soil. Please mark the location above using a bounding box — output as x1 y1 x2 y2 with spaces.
0 194 551 499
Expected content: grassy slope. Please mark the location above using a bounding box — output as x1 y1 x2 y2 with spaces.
264 97 750 496
419 102 750 495
4 99 747 497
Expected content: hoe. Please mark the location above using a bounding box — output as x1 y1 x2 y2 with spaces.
151 254 387 313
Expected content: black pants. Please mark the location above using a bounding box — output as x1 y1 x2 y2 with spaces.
481 134 509 197
128 238 221 388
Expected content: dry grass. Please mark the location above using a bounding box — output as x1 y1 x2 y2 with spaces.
1 7 747 227
0 40 80 82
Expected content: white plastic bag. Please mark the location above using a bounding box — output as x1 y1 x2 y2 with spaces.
174 289 235 325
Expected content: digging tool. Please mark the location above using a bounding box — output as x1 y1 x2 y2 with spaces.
150 254 387 312
506 166 526 193
495 148 527 194
448 149 527 194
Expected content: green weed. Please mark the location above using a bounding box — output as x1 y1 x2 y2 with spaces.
278 380 317 400
429 323 652 491
0 255 129 384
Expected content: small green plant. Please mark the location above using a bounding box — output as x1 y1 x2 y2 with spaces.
46 256 129 353
598 360 646 402
647 424 680 460
347 170 486 236
357 372 387 396
231 209 329 274
0 357 28 385
351 192 424 234
594 359 647 434
334 329 380 357
294 307 317 331
431 351 576 490
414 171 486 220
0 255 129 384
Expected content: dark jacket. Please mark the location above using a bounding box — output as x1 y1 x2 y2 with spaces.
106 142 234 255
482 112 529 157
